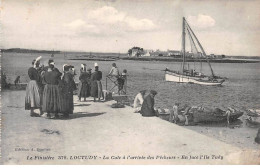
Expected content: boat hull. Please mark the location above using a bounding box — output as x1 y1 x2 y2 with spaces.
192 109 244 123
165 70 224 86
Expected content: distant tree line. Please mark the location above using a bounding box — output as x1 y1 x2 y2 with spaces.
1 48 60 54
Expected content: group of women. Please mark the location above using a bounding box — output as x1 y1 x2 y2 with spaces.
25 56 103 119
77 63 104 102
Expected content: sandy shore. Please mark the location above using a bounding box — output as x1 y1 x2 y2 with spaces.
1 91 259 164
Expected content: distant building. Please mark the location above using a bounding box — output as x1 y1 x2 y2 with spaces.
207 54 225 59
189 52 202 58
130 49 139 57
145 49 154 53
128 47 146 57
140 49 153 57
167 50 181 57
210 54 215 58
142 51 150 57
150 52 159 57
149 50 168 57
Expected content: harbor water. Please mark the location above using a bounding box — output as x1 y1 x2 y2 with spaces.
2 53 260 110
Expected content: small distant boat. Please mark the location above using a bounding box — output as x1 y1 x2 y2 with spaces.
165 17 225 86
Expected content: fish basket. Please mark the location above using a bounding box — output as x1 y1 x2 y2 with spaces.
112 94 131 106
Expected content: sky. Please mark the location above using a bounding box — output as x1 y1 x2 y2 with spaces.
0 0 260 56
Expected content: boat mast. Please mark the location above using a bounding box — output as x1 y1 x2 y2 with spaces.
185 19 215 77
51 49 54 57
182 17 186 74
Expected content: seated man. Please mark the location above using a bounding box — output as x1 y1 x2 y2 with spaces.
133 90 146 112
140 90 158 117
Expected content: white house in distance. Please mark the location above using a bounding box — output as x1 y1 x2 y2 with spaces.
130 48 139 57
142 49 153 57
167 50 181 57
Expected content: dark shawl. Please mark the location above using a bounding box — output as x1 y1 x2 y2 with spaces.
141 94 157 117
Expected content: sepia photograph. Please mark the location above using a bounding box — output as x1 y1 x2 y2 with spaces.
0 0 259 165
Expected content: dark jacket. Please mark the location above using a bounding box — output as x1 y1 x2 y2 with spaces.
90 71 101 97
79 71 91 84
62 72 76 94
42 69 61 85
60 72 76 114
141 94 157 117
28 67 41 83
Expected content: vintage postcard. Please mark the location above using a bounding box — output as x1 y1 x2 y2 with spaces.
0 0 259 165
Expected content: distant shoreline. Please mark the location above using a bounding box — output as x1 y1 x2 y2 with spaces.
67 56 260 63
119 57 260 63
68 58 117 61
2 50 260 63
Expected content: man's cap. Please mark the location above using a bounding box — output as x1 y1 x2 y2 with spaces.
48 59 55 65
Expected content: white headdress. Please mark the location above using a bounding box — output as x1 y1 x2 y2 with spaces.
94 63 98 67
48 58 55 65
34 56 42 68
81 64 86 71
35 56 42 62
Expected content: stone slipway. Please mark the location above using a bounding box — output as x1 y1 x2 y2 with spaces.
1 91 259 164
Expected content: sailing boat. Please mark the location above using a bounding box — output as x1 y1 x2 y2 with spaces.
165 17 225 86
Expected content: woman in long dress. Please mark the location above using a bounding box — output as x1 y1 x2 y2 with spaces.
86 68 92 94
25 57 42 117
78 65 91 101
42 61 62 119
90 64 103 102
61 65 77 118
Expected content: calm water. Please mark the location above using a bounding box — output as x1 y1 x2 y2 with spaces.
2 53 260 109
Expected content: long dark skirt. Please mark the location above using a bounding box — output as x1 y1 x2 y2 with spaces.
78 82 90 98
42 84 62 113
97 81 103 99
61 92 74 114
91 80 98 98
25 80 41 110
